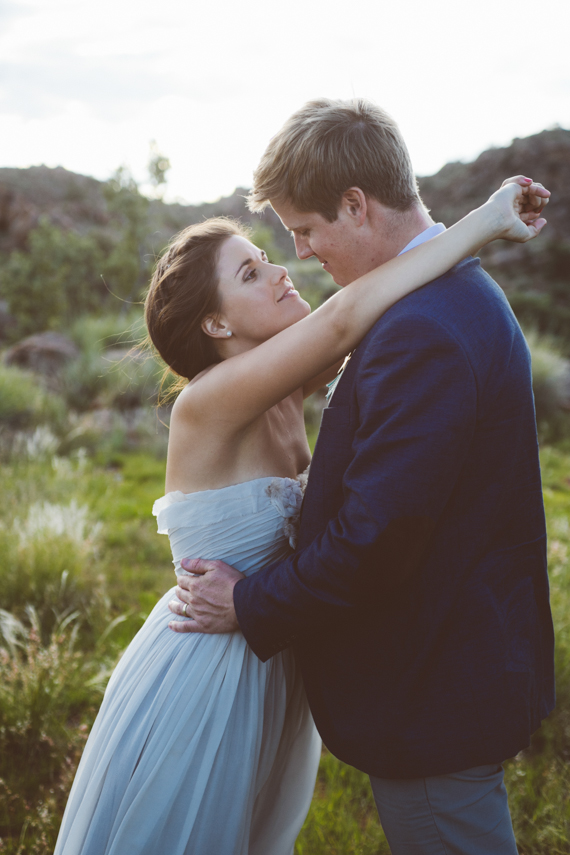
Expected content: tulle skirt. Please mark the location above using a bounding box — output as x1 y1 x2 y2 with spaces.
54 588 321 855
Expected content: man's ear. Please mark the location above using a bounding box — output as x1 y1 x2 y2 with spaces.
202 316 230 339
341 187 368 226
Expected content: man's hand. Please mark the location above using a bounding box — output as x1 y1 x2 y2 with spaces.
168 558 245 634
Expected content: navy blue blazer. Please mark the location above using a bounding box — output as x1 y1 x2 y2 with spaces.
234 258 555 779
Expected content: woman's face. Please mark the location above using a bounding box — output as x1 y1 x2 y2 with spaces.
213 235 311 347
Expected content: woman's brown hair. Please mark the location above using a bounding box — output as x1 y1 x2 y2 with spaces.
144 217 250 391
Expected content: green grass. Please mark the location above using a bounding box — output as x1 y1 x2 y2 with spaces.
0 613 100 853
0 450 173 649
0 444 568 853
296 751 391 854
500 446 570 853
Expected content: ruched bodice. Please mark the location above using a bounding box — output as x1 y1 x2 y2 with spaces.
153 472 308 578
54 474 320 855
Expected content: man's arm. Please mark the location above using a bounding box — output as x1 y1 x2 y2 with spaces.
232 311 478 660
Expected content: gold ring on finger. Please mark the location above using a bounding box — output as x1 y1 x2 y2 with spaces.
182 602 188 617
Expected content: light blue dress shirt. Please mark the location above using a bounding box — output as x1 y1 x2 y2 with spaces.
398 222 446 255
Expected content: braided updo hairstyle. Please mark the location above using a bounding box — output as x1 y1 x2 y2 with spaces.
145 218 250 386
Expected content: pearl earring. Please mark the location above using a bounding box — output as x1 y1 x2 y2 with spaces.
226 331 232 337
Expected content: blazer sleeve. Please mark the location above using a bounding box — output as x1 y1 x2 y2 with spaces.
233 312 478 661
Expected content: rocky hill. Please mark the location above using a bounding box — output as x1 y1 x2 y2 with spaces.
421 128 570 239
1 127 569 335
0 167 290 257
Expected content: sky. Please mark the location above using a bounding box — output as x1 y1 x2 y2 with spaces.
0 0 569 204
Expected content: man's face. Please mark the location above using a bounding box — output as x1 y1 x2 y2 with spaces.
271 197 366 287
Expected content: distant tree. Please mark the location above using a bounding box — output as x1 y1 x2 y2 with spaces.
103 167 150 307
0 218 107 341
148 141 171 200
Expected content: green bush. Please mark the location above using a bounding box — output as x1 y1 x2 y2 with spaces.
68 312 145 354
0 364 65 429
107 352 165 410
62 312 157 411
60 348 112 411
510 291 570 341
525 329 570 441
61 345 166 413
102 167 151 305
0 497 109 644
0 612 104 853
0 219 108 342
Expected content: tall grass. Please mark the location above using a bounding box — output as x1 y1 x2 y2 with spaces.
0 612 102 854
0 497 107 644
501 447 570 852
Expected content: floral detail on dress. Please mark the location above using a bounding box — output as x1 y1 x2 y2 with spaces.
266 467 309 549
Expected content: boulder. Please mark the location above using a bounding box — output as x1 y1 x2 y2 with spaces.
3 331 79 377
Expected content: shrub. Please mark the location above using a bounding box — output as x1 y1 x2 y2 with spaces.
525 329 570 441
103 167 150 304
0 498 109 644
67 312 144 355
0 364 65 429
509 289 570 341
0 219 108 342
105 350 164 410
62 312 167 412
60 347 112 412
0 612 103 853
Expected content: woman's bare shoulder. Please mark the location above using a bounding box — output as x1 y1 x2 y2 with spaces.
172 366 218 421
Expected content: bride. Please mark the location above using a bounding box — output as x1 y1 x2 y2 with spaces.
54 178 547 855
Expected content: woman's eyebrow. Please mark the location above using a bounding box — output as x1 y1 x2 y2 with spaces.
234 258 254 278
234 250 266 278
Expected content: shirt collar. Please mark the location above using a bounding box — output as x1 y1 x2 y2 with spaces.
398 223 446 256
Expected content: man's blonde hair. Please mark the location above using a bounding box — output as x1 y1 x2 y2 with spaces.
248 98 420 222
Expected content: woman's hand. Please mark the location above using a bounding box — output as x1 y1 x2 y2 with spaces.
486 175 550 244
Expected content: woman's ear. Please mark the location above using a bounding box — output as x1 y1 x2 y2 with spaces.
202 316 231 339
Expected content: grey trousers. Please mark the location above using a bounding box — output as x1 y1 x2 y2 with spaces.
369 764 518 855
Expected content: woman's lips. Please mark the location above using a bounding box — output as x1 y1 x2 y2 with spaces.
277 287 299 302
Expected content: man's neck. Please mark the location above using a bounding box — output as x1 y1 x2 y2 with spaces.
357 202 435 275
393 207 436 255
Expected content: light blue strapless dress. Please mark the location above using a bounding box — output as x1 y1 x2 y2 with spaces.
54 474 321 855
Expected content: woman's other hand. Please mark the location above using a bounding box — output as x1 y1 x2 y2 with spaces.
487 176 550 243
501 174 550 217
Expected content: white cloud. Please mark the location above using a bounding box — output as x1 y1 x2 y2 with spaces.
1 0 569 202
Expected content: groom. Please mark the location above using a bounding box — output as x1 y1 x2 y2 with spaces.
169 99 555 852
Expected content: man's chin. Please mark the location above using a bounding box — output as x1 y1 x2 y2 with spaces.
333 274 350 288
322 263 350 287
